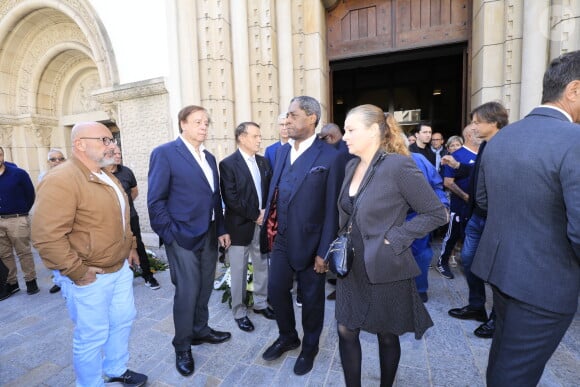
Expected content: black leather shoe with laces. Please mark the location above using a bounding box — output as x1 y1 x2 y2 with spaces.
104 369 148 386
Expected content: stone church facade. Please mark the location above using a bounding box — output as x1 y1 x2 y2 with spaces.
1 0 578 241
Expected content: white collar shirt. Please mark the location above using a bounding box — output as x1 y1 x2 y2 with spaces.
288 133 317 164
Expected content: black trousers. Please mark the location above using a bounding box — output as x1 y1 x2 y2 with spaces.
268 233 326 353
486 286 574 386
130 215 153 278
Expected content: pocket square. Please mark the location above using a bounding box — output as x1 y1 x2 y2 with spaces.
309 166 328 174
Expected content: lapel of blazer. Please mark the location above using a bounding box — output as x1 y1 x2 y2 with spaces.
340 150 385 202
270 143 290 191
288 137 323 203
255 155 269 201
174 137 212 192
234 149 257 196
204 150 219 193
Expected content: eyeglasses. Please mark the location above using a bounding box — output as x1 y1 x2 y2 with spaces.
48 157 66 162
80 137 117 145
431 138 443 141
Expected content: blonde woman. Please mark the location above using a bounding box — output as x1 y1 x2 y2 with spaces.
336 104 448 386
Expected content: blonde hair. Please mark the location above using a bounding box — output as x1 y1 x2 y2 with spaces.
346 104 410 156
384 112 410 156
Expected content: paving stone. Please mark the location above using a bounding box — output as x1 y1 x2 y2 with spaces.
1 249 577 386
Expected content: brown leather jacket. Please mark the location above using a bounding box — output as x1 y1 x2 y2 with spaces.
32 155 135 281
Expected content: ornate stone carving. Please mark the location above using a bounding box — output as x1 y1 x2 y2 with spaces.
93 78 168 103
0 125 13 146
26 124 53 147
72 73 100 114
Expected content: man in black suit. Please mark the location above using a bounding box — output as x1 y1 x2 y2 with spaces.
261 96 345 375
219 122 274 332
473 51 580 386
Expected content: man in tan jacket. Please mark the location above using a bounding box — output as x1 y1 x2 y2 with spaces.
32 122 147 387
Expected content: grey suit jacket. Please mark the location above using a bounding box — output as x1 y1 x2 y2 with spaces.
338 150 448 284
473 107 580 314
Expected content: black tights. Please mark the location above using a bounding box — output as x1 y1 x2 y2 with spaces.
337 323 401 387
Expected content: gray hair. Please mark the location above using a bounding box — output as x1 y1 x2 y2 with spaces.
290 96 321 127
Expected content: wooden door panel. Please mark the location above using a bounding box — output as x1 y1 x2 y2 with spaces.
327 0 470 60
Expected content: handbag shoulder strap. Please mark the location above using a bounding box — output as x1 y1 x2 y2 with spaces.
342 152 386 233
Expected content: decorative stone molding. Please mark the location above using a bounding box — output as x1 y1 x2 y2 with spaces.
0 125 13 146
93 77 168 103
26 124 53 147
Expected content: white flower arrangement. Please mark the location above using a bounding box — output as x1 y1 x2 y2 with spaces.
214 260 254 308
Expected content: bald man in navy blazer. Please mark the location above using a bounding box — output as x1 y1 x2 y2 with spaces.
472 51 580 386
148 105 232 377
260 96 345 375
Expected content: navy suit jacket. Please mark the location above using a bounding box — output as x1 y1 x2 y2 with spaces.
264 141 282 168
261 137 345 270
473 107 580 314
147 137 226 251
219 150 271 246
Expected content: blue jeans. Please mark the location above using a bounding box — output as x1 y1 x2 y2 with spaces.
412 234 432 294
461 214 487 308
61 260 136 387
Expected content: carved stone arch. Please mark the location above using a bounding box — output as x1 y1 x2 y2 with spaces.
29 42 94 116
0 0 118 88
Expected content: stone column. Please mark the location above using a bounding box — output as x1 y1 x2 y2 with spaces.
276 0 294 113
549 0 580 58
519 0 550 117
294 0 329 124
230 0 252 124
471 1 506 106
166 0 201 135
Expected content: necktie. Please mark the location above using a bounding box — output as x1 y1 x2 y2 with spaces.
249 157 262 209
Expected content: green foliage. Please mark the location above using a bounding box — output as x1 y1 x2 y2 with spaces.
132 251 168 278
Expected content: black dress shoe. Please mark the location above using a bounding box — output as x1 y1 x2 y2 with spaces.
191 328 231 345
175 350 194 376
262 337 301 361
326 291 336 300
49 285 61 294
448 305 487 322
235 316 255 332
474 318 495 338
253 306 275 320
294 348 318 375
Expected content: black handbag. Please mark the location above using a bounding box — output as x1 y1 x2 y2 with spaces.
325 230 354 277
324 153 385 277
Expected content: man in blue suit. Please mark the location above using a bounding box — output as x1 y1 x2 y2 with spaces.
148 105 232 377
260 96 345 375
264 113 289 167
473 51 580 386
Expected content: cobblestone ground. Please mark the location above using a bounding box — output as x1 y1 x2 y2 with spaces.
1 245 578 386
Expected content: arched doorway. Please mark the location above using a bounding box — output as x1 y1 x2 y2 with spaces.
327 0 471 138
0 0 118 181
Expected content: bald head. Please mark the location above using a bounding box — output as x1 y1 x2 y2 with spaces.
319 123 342 145
71 122 117 172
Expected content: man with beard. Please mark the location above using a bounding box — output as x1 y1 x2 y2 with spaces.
32 122 147 387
